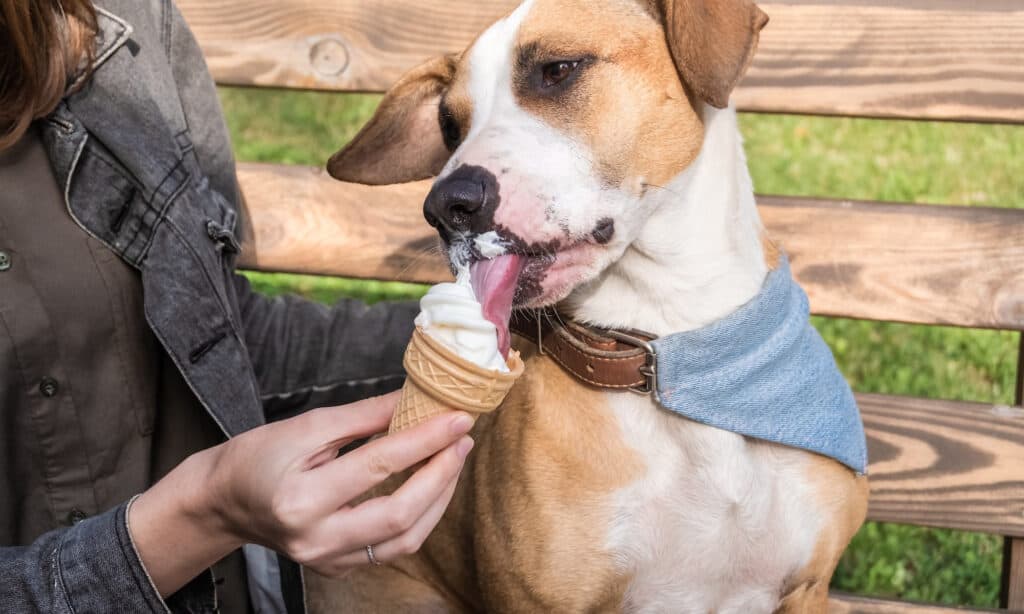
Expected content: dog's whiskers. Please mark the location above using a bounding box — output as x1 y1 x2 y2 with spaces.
540 309 565 335
393 244 446 281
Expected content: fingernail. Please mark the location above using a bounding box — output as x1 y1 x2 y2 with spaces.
456 436 475 459
450 413 474 434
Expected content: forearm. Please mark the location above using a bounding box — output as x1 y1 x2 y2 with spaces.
128 447 243 597
234 273 419 419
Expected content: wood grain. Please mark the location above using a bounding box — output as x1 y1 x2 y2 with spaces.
859 393 1024 537
177 0 1024 123
760 196 1024 332
1008 341 1024 609
236 163 1024 331
829 593 999 613
735 2 1024 123
236 164 438 283
1006 538 1024 610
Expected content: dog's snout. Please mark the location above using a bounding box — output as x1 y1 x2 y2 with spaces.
424 165 500 236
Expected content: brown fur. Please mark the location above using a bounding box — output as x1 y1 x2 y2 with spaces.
308 336 643 613
764 235 782 270
326 54 459 185
514 0 706 192
774 457 869 614
308 345 869 614
646 0 769 109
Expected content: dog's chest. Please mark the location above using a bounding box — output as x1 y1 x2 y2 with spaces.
603 394 822 614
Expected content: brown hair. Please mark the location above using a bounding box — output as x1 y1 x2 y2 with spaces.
0 0 98 150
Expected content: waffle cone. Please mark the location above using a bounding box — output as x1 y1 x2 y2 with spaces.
388 327 525 434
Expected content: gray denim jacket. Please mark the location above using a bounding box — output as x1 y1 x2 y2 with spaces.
0 1 417 612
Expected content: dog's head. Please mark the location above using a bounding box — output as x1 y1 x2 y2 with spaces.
328 0 767 349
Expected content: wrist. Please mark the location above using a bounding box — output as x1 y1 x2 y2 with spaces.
178 444 247 550
128 446 245 596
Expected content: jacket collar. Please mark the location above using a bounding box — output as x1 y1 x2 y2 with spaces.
68 6 133 92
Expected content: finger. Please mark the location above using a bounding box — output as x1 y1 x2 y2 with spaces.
313 436 472 555
293 391 401 451
331 471 461 569
310 411 474 505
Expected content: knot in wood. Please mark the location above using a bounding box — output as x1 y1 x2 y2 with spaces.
310 38 349 77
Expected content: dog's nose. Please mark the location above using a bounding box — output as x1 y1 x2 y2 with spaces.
423 165 499 236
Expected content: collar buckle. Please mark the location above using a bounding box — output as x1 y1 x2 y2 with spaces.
604 329 659 396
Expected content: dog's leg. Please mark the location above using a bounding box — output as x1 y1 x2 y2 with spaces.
305 566 463 614
773 578 830 614
773 458 868 614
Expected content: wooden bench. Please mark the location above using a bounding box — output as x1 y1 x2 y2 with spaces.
176 1 1024 611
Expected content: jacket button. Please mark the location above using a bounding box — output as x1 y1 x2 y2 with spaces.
0 251 10 271
39 377 60 398
67 508 87 525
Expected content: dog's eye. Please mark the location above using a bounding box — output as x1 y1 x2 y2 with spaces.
438 106 461 151
541 60 580 88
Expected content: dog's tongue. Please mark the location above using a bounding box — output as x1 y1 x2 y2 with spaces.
470 254 524 359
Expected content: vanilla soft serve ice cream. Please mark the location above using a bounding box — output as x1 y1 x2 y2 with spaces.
388 261 524 433
414 267 510 373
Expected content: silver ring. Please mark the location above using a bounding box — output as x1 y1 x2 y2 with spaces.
365 544 382 566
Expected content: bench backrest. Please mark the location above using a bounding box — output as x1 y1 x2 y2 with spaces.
176 2 1024 611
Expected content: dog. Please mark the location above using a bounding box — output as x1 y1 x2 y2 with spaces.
310 0 869 611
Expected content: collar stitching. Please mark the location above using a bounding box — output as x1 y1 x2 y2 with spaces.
68 7 133 91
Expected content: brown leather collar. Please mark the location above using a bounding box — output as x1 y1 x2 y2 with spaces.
509 310 658 393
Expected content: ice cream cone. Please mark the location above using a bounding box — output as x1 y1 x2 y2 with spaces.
389 327 525 434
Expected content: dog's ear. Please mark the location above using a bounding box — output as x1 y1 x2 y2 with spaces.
650 0 768 109
327 55 457 185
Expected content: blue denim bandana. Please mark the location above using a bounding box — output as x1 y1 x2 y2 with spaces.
652 258 868 474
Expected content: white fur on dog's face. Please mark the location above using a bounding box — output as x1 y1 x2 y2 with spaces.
439 0 706 308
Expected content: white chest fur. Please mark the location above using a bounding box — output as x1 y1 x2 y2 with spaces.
603 394 821 614
557 102 822 612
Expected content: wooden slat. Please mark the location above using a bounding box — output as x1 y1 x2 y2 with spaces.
236 163 1024 331
829 593 998 614
760 196 1024 332
1005 538 1024 610
237 164 437 283
859 394 1024 537
736 1 1024 124
178 0 1024 123
1004 342 1024 610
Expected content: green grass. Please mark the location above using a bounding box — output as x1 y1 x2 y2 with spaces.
738 113 1024 208
219 86 1022 608
244 272 426 305
222 88 382 166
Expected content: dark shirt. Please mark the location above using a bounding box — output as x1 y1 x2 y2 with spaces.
0 127 250 612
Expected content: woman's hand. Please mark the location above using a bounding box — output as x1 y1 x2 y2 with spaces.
128 392 473 596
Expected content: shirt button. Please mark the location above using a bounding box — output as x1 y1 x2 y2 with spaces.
0 251 10 271
67 508 88 525
39 377 60 398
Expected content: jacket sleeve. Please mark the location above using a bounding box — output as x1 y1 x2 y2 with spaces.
0 500 214 613
233 274 418 421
